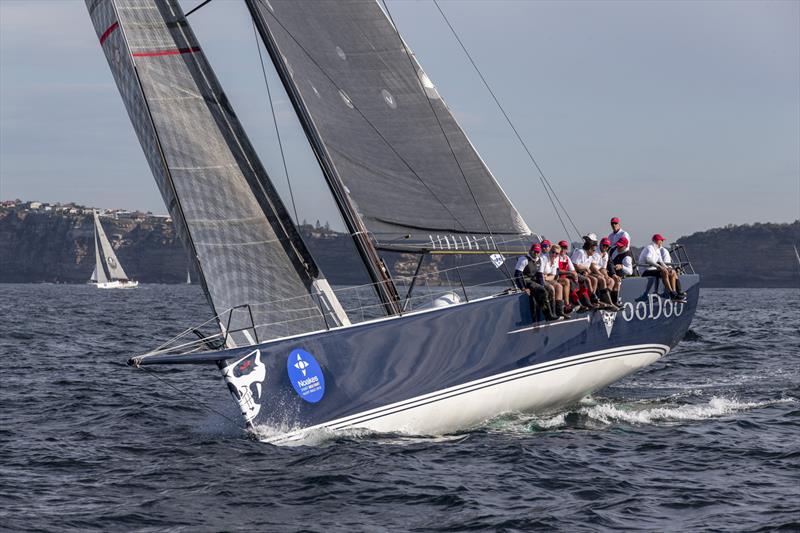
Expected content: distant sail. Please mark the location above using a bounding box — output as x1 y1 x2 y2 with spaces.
92 215 110 284
86 0 342 342
94 211 129 281
247 0 531 244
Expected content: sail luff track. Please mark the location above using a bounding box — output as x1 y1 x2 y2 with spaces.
87 0 332 342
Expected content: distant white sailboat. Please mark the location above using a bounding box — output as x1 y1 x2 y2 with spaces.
90 210 138 289
186 270 191 284
794 245 800 267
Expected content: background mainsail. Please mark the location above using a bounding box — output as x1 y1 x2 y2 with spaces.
86 0 331 342
94 212 129 281
248 0 531 245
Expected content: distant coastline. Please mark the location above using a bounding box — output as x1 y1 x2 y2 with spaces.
1 200 798 288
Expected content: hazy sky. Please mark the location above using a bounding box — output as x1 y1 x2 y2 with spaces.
1 0 798 245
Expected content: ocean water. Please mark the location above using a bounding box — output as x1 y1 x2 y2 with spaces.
1 285 798 531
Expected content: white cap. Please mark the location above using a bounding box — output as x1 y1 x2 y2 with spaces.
584 233 598 242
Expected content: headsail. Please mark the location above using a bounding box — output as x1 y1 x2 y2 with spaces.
247 0 531 246
94 211 129 281
86 0 342 342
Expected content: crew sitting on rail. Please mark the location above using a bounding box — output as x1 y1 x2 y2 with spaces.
572 234 613 309
658 241 686 298
608 235 634 281
558 240 594 312
638 234 686 302
581 235 617 310
545 244 571 318
515 243 561 321
608 216 631 248
594 237 621 308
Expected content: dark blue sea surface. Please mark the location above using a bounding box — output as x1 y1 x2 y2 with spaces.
1 285 798 531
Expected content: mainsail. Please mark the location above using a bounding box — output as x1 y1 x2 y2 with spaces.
247 0 531 245
92 217 109 284
94 211 129 280
86 0 340 342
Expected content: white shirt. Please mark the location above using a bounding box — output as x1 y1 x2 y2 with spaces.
660 248 672 264
592 251 608 270
571 248 592 269
609 247 634 276
540 256 558 277
608 229 631 248
514 255 530 273
638 243 665 271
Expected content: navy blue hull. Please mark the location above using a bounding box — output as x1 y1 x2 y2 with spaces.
205 275 699 432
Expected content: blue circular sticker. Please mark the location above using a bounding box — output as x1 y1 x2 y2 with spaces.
287 349 325 403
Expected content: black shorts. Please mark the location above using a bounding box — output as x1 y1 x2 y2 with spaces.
642 269 660 278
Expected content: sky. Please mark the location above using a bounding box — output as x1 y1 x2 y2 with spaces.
0 0 798 246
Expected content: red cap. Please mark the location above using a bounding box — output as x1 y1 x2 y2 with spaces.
541 239 551 246
531 243 542 252
600 237 611 246
652 233 665 242
558 240 569 248
615 236 629 248
610 217 620 224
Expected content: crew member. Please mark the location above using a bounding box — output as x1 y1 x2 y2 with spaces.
608 217 631 248
559 240 593 311
638 234 685 301
608 235 634 303
515 243 560 321
594 237 620 309
572 234 606 308
543 244 570 318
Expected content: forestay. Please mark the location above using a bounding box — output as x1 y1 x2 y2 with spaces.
86 0 332 342
247 0 531 245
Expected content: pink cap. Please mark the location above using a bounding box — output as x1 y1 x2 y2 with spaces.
558 240 569 248
610 217 620 224
541 239 552 246
615 236 629 248
600 237 611 246
652 233 665 242
531 243 542 252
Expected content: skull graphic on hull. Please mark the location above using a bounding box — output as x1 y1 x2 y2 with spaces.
221 349 266 422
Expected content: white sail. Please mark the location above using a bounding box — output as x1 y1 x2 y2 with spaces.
94 211 129 281
92 217 110 284
186 270 191 284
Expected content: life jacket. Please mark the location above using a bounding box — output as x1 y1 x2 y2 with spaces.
557 255 571 278
611 249 634 276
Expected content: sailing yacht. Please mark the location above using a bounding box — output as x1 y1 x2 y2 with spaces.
89 211 138 289
87 0 698 442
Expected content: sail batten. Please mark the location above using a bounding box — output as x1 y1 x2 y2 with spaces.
87 0 336 342
247 0 531 244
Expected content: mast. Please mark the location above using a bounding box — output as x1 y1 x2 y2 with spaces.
245 0 402 316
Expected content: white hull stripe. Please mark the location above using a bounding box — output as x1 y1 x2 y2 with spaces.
270 343 668 441
507 315 590 334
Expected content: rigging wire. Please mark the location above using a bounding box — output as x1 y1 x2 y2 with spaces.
380 0 516 285
432 0 583 242
251 18 300 225
185 0 214 18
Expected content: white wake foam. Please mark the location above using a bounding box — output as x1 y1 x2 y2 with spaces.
523 396 795 430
